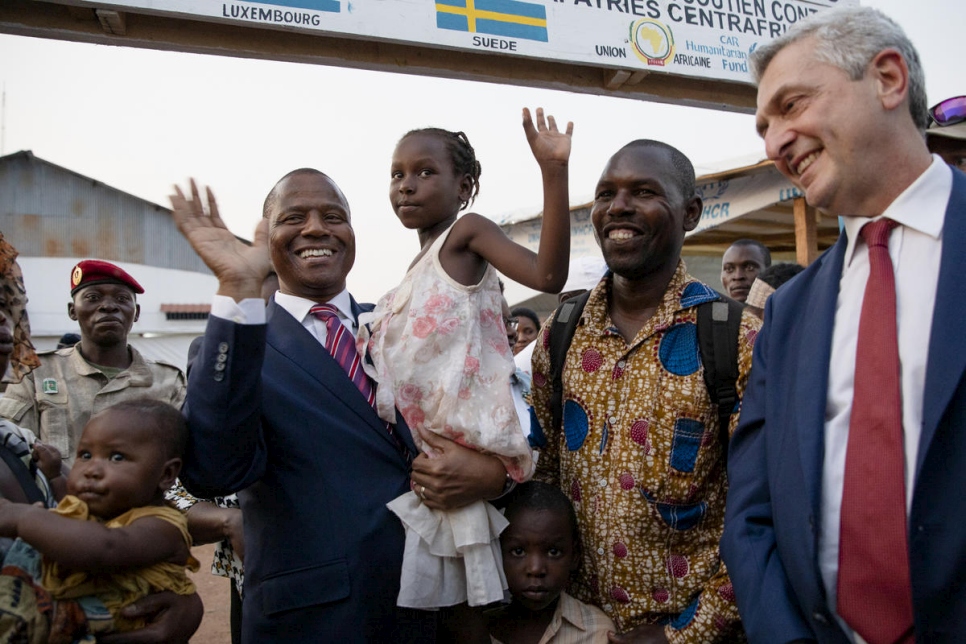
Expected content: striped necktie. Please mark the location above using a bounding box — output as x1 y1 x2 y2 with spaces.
309 303 375 407
309 303 410 463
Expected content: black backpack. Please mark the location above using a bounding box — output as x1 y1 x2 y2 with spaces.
547 291 743 458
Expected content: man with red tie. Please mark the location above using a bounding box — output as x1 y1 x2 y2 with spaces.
721 6 966 644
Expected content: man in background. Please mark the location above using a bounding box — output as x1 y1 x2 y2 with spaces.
0 260 185 464
720 239 771 302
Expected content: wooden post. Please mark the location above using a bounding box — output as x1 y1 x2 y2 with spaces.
794 196 818 266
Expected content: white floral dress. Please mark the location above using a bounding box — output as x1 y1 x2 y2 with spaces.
359 226 534 608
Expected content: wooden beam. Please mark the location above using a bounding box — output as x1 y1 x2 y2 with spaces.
95 9 125 35
604 70 631 91
626 71 650 85
794 197 818 266
0 0 757 112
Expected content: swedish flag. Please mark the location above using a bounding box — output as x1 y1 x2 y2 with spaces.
436 0 548 42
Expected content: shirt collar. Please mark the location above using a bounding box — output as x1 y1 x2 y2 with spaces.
585 260 695 340
843 155 952 266
556 592 590 631
274 289 355 327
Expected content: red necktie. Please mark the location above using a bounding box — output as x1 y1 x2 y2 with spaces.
309 304 376 407
837 218 914 644
309 304 410 462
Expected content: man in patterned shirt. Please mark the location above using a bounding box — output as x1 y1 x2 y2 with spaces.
529 140 760 643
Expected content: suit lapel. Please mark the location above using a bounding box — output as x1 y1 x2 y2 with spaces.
796 235 847 514
266 299 409 460
918 171 966 478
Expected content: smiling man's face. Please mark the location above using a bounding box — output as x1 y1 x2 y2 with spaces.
591 144 700 281
268 172 356 303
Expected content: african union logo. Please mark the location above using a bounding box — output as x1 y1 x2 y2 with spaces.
629 18 674 66
436 0 548 43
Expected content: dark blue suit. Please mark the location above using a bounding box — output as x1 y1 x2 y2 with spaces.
721 170 966 643
180 298 435 643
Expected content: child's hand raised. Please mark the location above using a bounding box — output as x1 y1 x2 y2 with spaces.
31 441 63 482
522 107 573 168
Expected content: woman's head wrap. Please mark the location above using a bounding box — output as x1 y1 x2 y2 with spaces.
0 233 40 383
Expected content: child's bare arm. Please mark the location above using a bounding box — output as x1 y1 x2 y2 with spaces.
460 108 572 293
0 499 189 572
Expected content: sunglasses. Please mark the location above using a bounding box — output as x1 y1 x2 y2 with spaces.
929 96 966 127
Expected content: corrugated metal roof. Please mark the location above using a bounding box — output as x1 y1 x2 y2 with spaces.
0 150 214 274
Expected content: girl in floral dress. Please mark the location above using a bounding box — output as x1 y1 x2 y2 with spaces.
359 108 573 617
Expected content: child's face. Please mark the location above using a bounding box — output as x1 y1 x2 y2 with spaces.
67 409 177 520
501 507 578 612
389 133 471 231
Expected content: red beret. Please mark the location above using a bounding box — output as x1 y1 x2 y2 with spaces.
70 260 144 296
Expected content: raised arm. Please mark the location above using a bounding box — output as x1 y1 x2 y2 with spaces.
460 108 572 293
170 180 273 497
169 179 272 302
0 500 189 573
521 106 572 292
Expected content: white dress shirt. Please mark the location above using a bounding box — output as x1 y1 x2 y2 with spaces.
209 289 357 343
820 156 953 640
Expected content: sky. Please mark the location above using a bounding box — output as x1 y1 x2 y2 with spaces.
0 0 958 304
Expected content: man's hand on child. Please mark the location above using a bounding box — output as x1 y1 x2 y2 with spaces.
411 427 507 511
99 591 204 644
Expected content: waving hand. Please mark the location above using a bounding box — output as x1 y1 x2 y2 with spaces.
169 179 272 300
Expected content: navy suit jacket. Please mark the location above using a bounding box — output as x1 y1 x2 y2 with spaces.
721 169 966 643
181 298 434 643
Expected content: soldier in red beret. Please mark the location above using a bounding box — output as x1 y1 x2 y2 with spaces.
0 259 185 466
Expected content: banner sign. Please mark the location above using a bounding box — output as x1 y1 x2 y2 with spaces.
502 205 600 258
89 0 855 84
690 163 801 234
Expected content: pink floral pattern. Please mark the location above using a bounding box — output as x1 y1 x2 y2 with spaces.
359 227 534 482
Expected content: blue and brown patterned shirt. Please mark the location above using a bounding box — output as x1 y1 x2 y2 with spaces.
530 262 759 643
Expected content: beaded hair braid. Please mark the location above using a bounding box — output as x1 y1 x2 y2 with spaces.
402 128 482 210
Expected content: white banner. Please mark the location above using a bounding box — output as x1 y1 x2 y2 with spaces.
88 0 855 84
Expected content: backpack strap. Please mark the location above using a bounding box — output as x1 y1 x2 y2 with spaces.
549 291 591 431
549 289 743 457
697 297 745 460
0 443 46 505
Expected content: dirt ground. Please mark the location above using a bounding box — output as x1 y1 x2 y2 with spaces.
188 543 233 643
